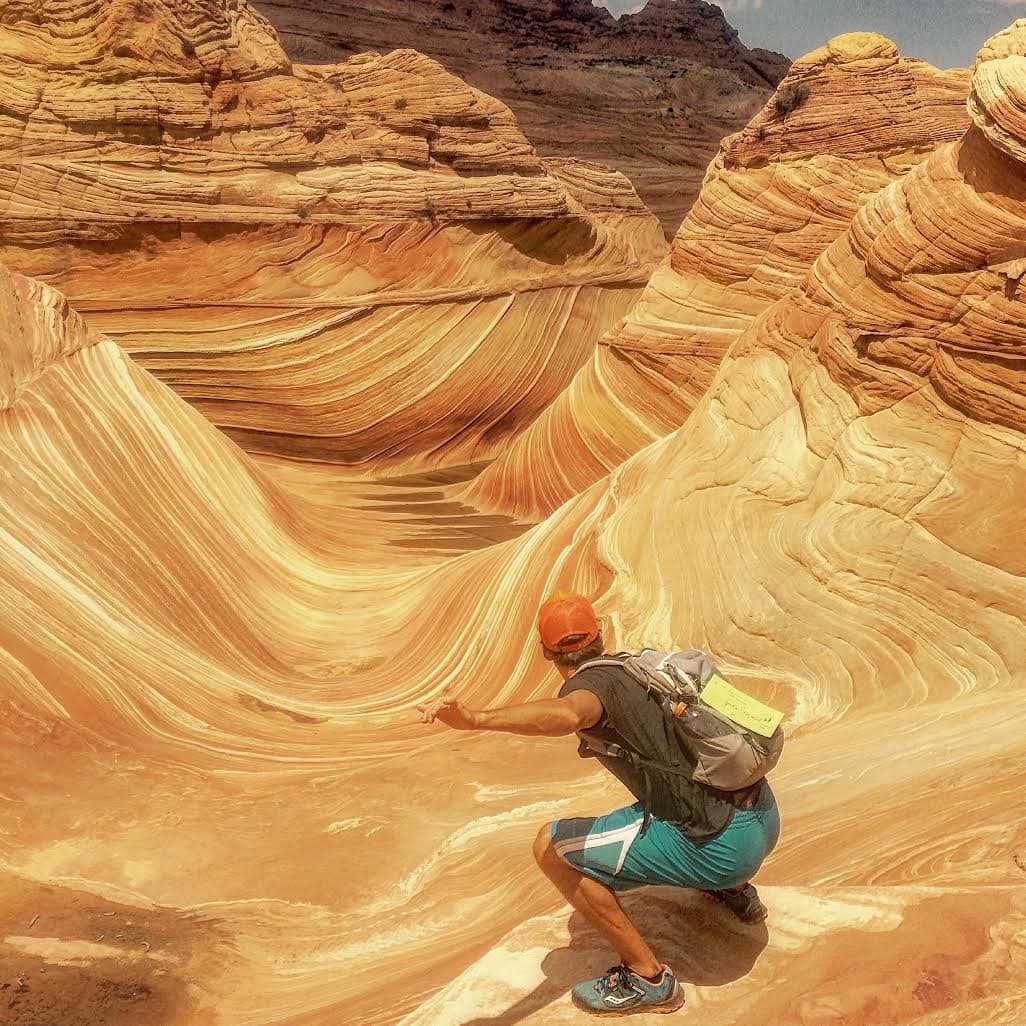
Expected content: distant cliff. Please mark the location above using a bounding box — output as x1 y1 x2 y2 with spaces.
253 0 791 234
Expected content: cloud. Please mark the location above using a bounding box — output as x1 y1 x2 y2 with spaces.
717 0 767 10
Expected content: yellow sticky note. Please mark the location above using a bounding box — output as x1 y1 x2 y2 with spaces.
701 673 784 738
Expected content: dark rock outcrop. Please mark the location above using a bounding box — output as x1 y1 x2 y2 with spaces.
252 0 792 234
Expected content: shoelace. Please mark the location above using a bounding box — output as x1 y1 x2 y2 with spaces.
596 964 642 999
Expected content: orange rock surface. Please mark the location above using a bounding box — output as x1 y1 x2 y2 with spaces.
2 7 1026 1026
461 33 973 519
0 1 664 471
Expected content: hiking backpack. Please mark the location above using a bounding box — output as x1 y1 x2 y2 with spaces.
577 648 785 791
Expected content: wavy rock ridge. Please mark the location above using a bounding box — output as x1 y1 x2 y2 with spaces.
0 0 665 470
2 11 1026 1026
423 22 1026 1023
461 32 973 519
0 250 625 1022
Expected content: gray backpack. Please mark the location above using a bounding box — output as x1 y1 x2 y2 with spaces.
577 648 784 791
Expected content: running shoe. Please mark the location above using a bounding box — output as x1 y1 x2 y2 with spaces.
570 963 684 1016
702 882 767 923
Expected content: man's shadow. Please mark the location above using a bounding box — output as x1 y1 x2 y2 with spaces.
458 887 769 1026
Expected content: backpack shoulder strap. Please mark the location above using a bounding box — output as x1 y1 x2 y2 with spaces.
571 655 628 676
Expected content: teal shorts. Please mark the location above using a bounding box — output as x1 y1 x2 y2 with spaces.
549 783 780 892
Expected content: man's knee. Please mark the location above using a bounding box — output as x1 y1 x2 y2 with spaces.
533 821 557 867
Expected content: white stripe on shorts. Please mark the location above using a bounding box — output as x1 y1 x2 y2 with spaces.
554 817 644 875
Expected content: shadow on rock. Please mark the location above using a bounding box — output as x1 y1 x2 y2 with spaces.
458 886 769 1026
466 216 599 265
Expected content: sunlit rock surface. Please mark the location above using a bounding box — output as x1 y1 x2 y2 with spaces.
461 33 973 519
0 0 664 471
2 12 1026 1026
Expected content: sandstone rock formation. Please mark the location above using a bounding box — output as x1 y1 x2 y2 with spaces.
3 8 1026 1026
252 0 791 235
417 20 1026 1023
0 0 664 471
461 33 973 520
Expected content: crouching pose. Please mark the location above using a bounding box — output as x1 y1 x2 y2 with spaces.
418 592 781 1016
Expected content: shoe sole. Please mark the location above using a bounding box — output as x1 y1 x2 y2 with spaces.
700 890 768 924
571 985 686 1017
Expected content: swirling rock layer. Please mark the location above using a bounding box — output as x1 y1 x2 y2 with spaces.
3 14 1026 1026
0 2 665 470
461 33 972 519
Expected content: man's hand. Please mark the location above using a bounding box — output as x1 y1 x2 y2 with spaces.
417 690 603 736
417 693 480 731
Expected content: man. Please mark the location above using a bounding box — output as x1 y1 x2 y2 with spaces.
418 591 781 1017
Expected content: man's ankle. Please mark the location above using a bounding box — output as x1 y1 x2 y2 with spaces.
627 962 664 983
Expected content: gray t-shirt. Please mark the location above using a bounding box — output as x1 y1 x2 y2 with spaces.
560 661 737 842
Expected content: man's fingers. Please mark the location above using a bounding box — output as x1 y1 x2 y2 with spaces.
417 694 455 724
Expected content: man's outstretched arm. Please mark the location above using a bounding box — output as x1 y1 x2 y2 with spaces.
417 689 603 737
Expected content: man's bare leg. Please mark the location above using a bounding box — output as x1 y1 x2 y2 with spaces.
533 823 662 978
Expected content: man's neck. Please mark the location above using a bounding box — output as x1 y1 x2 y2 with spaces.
557 653 608 683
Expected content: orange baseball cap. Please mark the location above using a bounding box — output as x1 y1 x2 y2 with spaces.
537 591 600 653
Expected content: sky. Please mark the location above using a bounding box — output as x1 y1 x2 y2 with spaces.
597 0 1026 69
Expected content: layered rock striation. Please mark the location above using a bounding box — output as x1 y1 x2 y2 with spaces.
417 21 1026 1022
0 250 623 1023
252 0 791 235
462 33 972 519
3 9 1026 1026
0 0 665 470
